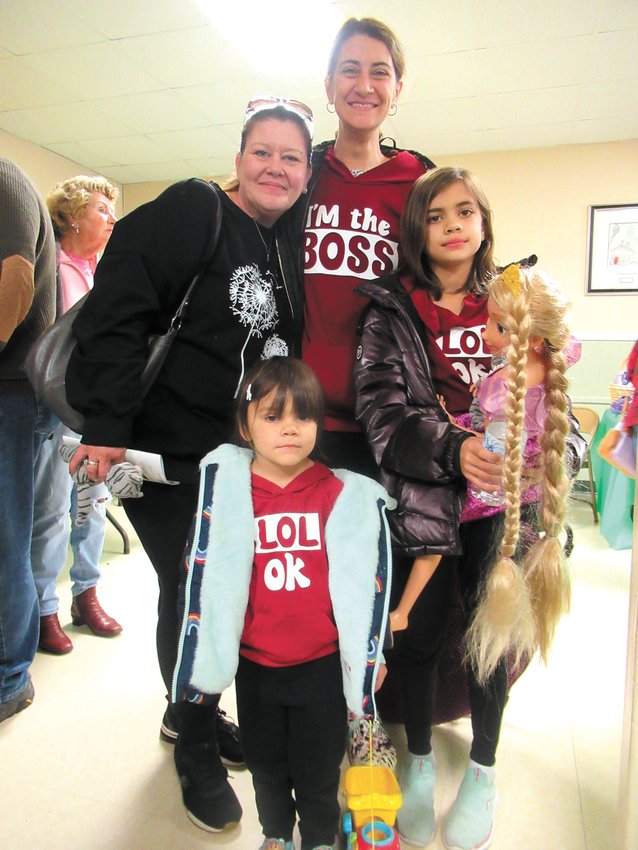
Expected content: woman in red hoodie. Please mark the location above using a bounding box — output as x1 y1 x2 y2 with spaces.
301 16 435 478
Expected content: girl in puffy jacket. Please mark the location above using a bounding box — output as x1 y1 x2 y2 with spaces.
354 167 585 850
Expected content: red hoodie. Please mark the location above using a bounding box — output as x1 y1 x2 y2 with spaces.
303 147 427 431
241 462 344 667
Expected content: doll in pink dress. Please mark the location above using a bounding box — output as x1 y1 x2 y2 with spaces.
462 264 578 682
458 334 582 522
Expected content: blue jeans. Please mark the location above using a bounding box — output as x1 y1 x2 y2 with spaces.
0 391 55 703
31 419 108 616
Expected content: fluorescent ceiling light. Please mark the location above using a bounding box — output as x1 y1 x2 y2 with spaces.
197 0 338 77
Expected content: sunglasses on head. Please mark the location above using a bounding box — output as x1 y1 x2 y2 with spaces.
244 96 314 136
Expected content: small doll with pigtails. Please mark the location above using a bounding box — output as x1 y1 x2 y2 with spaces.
461 263 582 684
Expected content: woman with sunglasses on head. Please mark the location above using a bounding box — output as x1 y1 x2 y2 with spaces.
65 97 314 834
300 17 435 479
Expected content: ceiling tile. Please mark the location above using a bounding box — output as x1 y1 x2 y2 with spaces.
45 134 169 167
576 78 638 120
175 81 262 122
75 134 174 165
0 56 76 110
474 36 592 94
0 102 134 145
147 125 237 160
480 121 575 151
585 30 638 83
571 115 638 144
405 129 492 159
407 52 476 102
468 0 599 47
44 139 120 169
475 87 579 130
595 0 638 31
117 26 248 88
396 97 482 138
1 0 634 184
97 164 148 183
23 42 165 101
186 155 238 180
95 90 210 134
67 0 209 39
0 0 105 54
106 160 196 182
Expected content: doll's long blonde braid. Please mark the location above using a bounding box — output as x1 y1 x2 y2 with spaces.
466 270 535 682
523 342 571 662
466 266 572 684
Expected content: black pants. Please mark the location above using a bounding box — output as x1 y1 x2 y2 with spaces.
235 653 347 849
122 479 200 691
392 514 508 766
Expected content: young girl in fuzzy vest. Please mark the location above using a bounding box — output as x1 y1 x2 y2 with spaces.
172 356 395 850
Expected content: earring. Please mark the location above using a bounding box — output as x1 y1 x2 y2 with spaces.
389 104 398 116
326 102 336 114
71 223 80 234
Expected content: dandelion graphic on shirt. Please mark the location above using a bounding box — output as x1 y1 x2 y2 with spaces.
229 263 280 395
262 334 289 359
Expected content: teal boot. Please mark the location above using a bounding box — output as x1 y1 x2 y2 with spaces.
397 751 436 847
443 763 497 850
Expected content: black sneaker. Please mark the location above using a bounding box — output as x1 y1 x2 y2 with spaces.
174 739 242 832
0 677 34 725
160 702 178 744
161 702 245 768
216 708 244 768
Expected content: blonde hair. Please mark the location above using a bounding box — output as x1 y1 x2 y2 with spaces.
47 176 119 238
466 267 572 683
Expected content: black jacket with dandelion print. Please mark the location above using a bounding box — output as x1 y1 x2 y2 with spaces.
66 179 303 482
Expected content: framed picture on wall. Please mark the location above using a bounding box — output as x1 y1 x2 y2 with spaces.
587 203 638 294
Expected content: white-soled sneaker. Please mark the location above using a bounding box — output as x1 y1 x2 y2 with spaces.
443 765 498 850
397 751 436 847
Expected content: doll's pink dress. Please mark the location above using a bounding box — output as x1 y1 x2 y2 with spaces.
457 337 582 523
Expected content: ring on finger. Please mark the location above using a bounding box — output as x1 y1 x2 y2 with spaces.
84 459 99 466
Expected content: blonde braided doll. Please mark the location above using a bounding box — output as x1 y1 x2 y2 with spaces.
465 264 575 684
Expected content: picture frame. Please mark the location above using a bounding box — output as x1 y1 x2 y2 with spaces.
587 203 638 294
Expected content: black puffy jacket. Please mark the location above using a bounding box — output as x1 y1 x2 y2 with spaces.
354 273 586 559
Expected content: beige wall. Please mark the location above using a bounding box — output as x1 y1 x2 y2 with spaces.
436 141 638 340
1 128 123 215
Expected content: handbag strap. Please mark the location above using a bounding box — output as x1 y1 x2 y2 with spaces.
167 181 223 333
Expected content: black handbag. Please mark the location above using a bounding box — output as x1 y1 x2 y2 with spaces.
25 183 221 434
